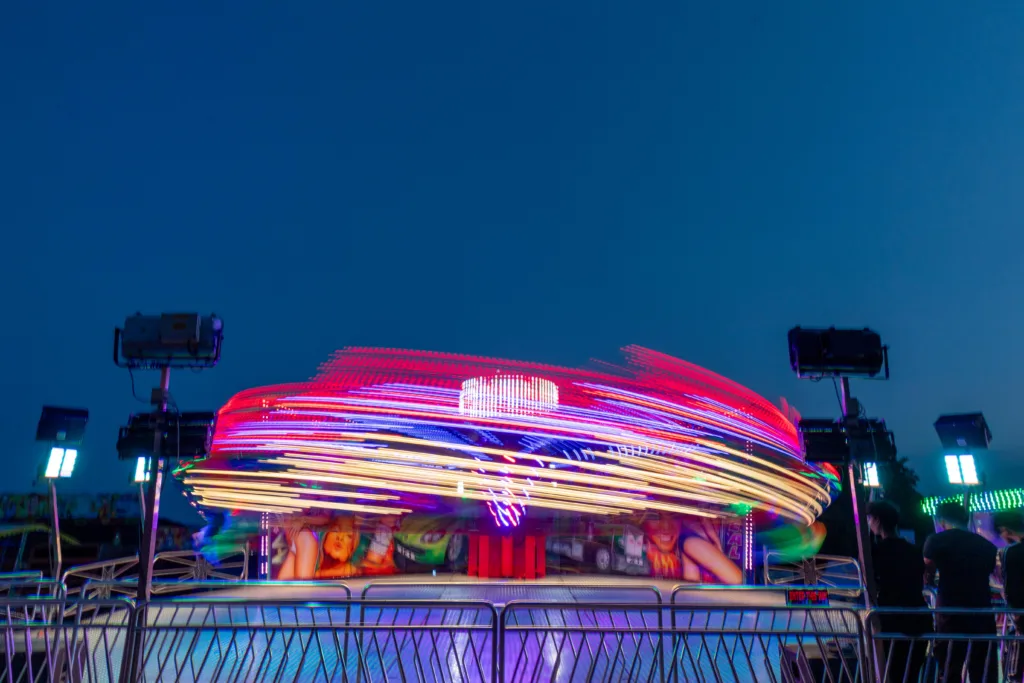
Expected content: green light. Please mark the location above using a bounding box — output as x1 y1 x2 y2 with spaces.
921 487 1024 515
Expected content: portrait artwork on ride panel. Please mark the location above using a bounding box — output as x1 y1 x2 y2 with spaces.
267 510 744 583
269 514 468 581
544 511 744 584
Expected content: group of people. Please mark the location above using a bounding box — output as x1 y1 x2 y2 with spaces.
867 500 1023 683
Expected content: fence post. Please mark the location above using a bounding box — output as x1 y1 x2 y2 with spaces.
118 601 142 683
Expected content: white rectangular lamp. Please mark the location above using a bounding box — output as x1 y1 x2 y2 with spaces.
45 447 76 479
863 462 881 488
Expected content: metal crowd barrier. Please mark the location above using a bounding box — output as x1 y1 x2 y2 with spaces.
866 607 1024 683
2 592 1023 682
501 601 665 682
669 604 865 683
130 598 497 683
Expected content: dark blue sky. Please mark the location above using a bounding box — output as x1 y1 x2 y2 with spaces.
3 3 1023 520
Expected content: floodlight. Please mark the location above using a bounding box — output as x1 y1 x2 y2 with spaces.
117 412 215 460
945 454 979 486
134 456 151 483
115 313 223 369
958 454 979 485
45 447 76 479
788 327 887 378
863 462 881 488
59 449 76 478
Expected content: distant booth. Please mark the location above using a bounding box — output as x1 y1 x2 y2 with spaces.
177 346 837 584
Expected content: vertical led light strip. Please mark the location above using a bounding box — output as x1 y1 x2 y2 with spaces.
743 511 754 573
259 512 269 579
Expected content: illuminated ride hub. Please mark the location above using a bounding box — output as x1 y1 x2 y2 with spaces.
177 346 835 582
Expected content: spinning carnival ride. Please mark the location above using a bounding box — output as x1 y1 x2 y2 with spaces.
176 346 836 581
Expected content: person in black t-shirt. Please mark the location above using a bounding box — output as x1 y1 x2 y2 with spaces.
924 501 998 683
994 511 1024 682
868 500 931 683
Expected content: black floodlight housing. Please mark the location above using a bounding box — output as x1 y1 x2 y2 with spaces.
114 313 223 369
788 327 887 379
799 418 848 464
799 417 896 465
116 411 216 460
934 413 991 451
35 406 89 445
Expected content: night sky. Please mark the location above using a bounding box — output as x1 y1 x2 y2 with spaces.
3 3 1023 523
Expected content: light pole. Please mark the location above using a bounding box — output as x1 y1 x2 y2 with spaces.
789 326 889 609
35 406 88 580
934 413 990 515
42 447 77 578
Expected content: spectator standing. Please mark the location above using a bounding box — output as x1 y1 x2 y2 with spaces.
867 501 931 682
994 511 1024 682
924 502 998 683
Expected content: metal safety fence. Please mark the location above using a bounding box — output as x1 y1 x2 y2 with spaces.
1 597 1023 682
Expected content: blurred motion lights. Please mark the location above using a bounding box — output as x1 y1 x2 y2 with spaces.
177 346 837 528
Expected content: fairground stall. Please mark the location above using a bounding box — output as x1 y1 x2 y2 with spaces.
176 346 836 584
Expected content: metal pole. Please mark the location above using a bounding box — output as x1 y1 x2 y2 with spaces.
136 367 170 603
49 479 62 580
123 368 170 683
840 377 876 609
138 483 146 525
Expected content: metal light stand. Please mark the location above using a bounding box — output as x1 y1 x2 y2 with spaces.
137 366 170 604
49 477 62 580
839 377 876 610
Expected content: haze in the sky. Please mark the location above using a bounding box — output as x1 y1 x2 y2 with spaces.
2 3 1023 522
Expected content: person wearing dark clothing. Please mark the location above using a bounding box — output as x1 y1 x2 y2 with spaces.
924 502 998 683
868 500 931 683
994 511 1024 682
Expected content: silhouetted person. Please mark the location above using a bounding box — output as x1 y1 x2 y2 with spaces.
994 511 1024 682
868 500 931 682
924 502 998 683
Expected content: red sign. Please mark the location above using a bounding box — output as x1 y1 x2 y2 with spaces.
786 588 830 607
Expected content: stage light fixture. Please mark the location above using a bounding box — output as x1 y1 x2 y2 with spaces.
863 462 880 488
788 327 887 379
44 447 76 479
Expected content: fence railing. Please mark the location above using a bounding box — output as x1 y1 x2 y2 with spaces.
502 601 665 682
2 594 1023 682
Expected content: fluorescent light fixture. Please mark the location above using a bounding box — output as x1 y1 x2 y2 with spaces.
59 449 77 478
945 454 979 486
45 447 76 479
863 462 880 488
134 456 151 483
45 447 64 479
958 454 979 485
945 455 963 485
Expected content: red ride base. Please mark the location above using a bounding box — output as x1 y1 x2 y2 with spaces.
467 532 546 579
